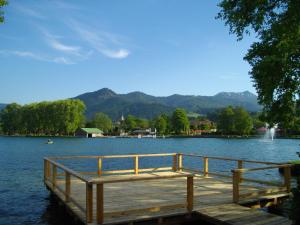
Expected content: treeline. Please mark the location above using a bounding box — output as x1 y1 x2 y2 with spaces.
0 99 265 136
0 100 85 135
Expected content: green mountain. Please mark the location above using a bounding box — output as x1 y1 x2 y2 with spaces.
74 88 261 120
0 104 7 111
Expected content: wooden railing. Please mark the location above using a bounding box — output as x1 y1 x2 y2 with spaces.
44 153 192 225
44 153 292 224
180 153 292 203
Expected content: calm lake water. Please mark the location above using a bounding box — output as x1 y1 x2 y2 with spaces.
1 136 300 225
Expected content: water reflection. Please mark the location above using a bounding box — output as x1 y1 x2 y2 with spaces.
40 194 83 225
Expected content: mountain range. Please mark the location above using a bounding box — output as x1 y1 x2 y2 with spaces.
74 88 261 120
0 104 7 111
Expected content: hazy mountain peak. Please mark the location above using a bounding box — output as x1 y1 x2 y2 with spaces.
94 88 117 96
214 91 257 98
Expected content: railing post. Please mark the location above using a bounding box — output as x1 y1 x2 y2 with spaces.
238 160 243 182
86 183 93 223
65 172 71 202
284 166 291 192
232 170 240 203
44 159 49 181
178 154 183 172
97 184 104 225
172 154 178 171
52 164 57 189
98 158 102 176
187 175 194 213
203 157 208 177
134 156 139 175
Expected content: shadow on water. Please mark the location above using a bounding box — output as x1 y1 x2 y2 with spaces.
40 194 83 225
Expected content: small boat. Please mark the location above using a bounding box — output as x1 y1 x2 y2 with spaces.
46 139 54 144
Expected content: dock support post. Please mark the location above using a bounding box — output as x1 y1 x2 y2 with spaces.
98 158 102 176
86 183 93 223
134 156 139 175
187 176 194 213
204 157 208 177
52 164 57 189
232 170 240 203
238 160 243 182
97 184 104 225
65 172 70 202
44 159 50 181
178 154 183 172
284 166 291 192
172 154 178 171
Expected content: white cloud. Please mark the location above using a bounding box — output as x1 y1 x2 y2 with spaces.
0 50 74 64
67 20 130 59
101 49 130 59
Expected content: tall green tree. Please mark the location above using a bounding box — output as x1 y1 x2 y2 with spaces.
217 106 235 134
91 112 112 133
0 99 85 136
0 0 7 23
0 103 22 135
171 108 190 134
234 107 253 135
154 115 167 135
217 0 300 125
124 115 137 131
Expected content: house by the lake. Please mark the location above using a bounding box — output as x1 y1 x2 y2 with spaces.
76 128 104 138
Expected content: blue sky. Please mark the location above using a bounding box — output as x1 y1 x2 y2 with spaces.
0 0 256 104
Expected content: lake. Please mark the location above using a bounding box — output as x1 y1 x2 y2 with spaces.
1 136 300 225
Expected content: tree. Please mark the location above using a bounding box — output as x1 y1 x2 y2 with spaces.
234 107 253 135
91 112 112 133
154 115 167 135
0 99 86 136
135 118 149 129
217 106 235 134
124 115 137 131
0 0 7 23
217 0 300 125
0 103 22 135
171 108 190 134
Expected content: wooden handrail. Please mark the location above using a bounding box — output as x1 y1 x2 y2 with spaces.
232 164 292 173
49 153 177 160
181 153 283 165
44 157 90 183
90 172 193 184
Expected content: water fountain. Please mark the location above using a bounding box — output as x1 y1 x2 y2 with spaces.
264 123 278 141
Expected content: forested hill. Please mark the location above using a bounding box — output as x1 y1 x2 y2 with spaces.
0 104 7 111
74 88 261 120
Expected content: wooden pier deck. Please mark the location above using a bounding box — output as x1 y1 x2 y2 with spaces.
44 153 293 225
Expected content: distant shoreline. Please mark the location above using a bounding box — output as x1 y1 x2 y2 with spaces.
1 134 300 139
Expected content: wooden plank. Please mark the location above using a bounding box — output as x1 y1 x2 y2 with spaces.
172 154 178 171
181 154 282 165
98 158 102 176
203 157 208 177
187 176 193 213
52 164 57 189
178 154 183 172
232 170 240 203
134 156 139 175
284 167 291 192
49 153 177 160
90 172 191 184
86 183 93 223
97 184 104 225
65 172 71 202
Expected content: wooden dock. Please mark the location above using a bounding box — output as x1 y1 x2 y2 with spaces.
44 153 293 225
